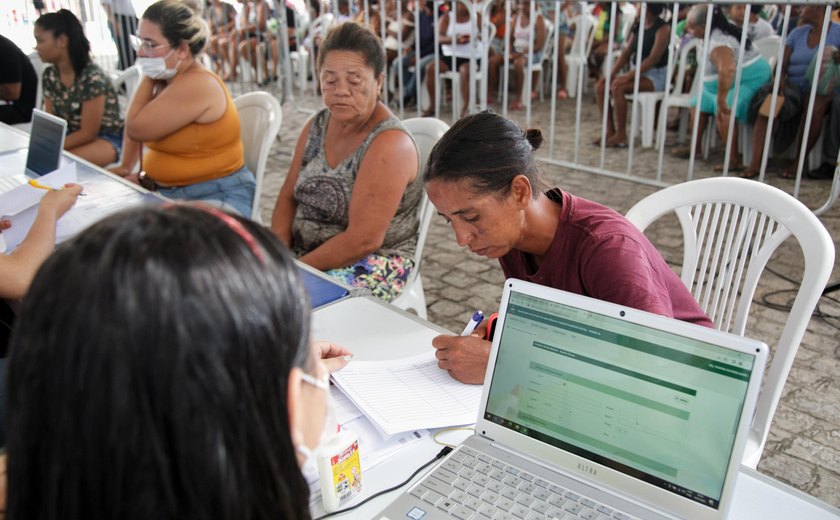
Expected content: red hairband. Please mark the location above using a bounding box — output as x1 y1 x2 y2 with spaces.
193 204 267 263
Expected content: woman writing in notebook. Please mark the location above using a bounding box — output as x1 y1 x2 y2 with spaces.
424 112 712 384
34 10 123 167
109 0 255 217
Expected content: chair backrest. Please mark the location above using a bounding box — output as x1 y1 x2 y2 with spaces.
625 177 835 468
400 117 450 282
672 38 702 97
28 52 47 110
568 14 598 58
753 35 782 70
233 91 283 221
111 64 143 114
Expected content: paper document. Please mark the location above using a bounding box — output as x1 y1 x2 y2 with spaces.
0 162 77 217
0 163 78 252
330 351 482 436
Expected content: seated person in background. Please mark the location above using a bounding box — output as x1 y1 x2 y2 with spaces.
536 0 570 99
204 0 238 79
354 0 384 36
230 0 279 84
674 4 771 173
4 204 351 519
389 0 435 106
0 34 38 125
34 10 124 167
743 4 840 179
424 112 713 384
422 0 483 117
109 0 256 217
729 3 775 42
487 0 547 111
594 2 669 148
809 78 840 180
272 22 421 303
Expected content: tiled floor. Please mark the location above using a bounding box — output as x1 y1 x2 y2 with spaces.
256 87 840 508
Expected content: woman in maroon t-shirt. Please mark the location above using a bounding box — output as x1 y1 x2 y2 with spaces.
423 111 712 384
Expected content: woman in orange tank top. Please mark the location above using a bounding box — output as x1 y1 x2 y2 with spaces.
109 0 256 217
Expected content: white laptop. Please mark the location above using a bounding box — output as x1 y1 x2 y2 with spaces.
376 279 768 520
0 109 67 193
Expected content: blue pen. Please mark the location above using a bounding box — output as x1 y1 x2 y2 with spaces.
461 310 484 336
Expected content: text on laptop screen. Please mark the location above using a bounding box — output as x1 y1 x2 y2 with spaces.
484 291 756 510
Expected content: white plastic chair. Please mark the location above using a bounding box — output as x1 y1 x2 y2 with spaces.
29 52 46 111
753 35 781 71
233 91 283 222
656 38 702 150
391 117 450 319
526 19 554 101
13 53 47 133
112 64 143 100
293 13 334 95
625 177 835 469
440 22 496 118
564 14 597 98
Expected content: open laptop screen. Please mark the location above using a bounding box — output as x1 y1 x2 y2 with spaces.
25 109 67 177
484 290 758 510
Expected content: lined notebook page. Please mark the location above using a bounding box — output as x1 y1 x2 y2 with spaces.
331 351 482 436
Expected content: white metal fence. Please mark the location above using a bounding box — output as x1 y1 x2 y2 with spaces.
12 0 840 214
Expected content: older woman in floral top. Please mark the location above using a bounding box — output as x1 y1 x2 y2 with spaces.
35 10 123 167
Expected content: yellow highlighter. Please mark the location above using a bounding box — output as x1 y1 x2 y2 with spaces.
28 179 86 195
28 179 57 191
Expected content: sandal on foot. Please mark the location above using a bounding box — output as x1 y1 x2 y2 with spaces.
739 169 759 179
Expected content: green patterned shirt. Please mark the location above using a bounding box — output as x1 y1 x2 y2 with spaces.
42 62 123 135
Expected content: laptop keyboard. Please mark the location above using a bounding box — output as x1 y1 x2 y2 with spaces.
410 446 636 520
0 175 24 194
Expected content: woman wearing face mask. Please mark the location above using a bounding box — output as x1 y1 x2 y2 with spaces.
109 0 256 217
34 10 123 167
3 204 352 519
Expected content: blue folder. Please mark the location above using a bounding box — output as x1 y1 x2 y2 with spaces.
298 267 350 309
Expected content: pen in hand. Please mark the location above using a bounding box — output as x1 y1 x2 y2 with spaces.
461 310 484 336
28 179 87 196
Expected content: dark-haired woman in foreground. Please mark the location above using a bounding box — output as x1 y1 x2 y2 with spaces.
426 112 713 384
5 204 350 519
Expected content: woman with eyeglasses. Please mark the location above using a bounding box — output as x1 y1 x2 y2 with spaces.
34 10 124 167
3 204 352 519
109 0 256 217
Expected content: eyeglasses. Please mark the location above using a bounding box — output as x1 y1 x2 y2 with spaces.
300 371 330 392
129 34 170 54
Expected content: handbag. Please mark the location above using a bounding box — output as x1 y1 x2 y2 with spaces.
758 93 784 118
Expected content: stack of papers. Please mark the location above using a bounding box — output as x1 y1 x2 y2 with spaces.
330 351 483 437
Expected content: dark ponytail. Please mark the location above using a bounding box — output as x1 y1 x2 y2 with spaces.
35 9 91 77
424 110 545 199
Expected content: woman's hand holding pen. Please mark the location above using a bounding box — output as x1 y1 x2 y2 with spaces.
38 184 83 221
432 334 492 385
313 340 353 373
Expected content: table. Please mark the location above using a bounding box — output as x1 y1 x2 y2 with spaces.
310 297 840 519
0 122 158 251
